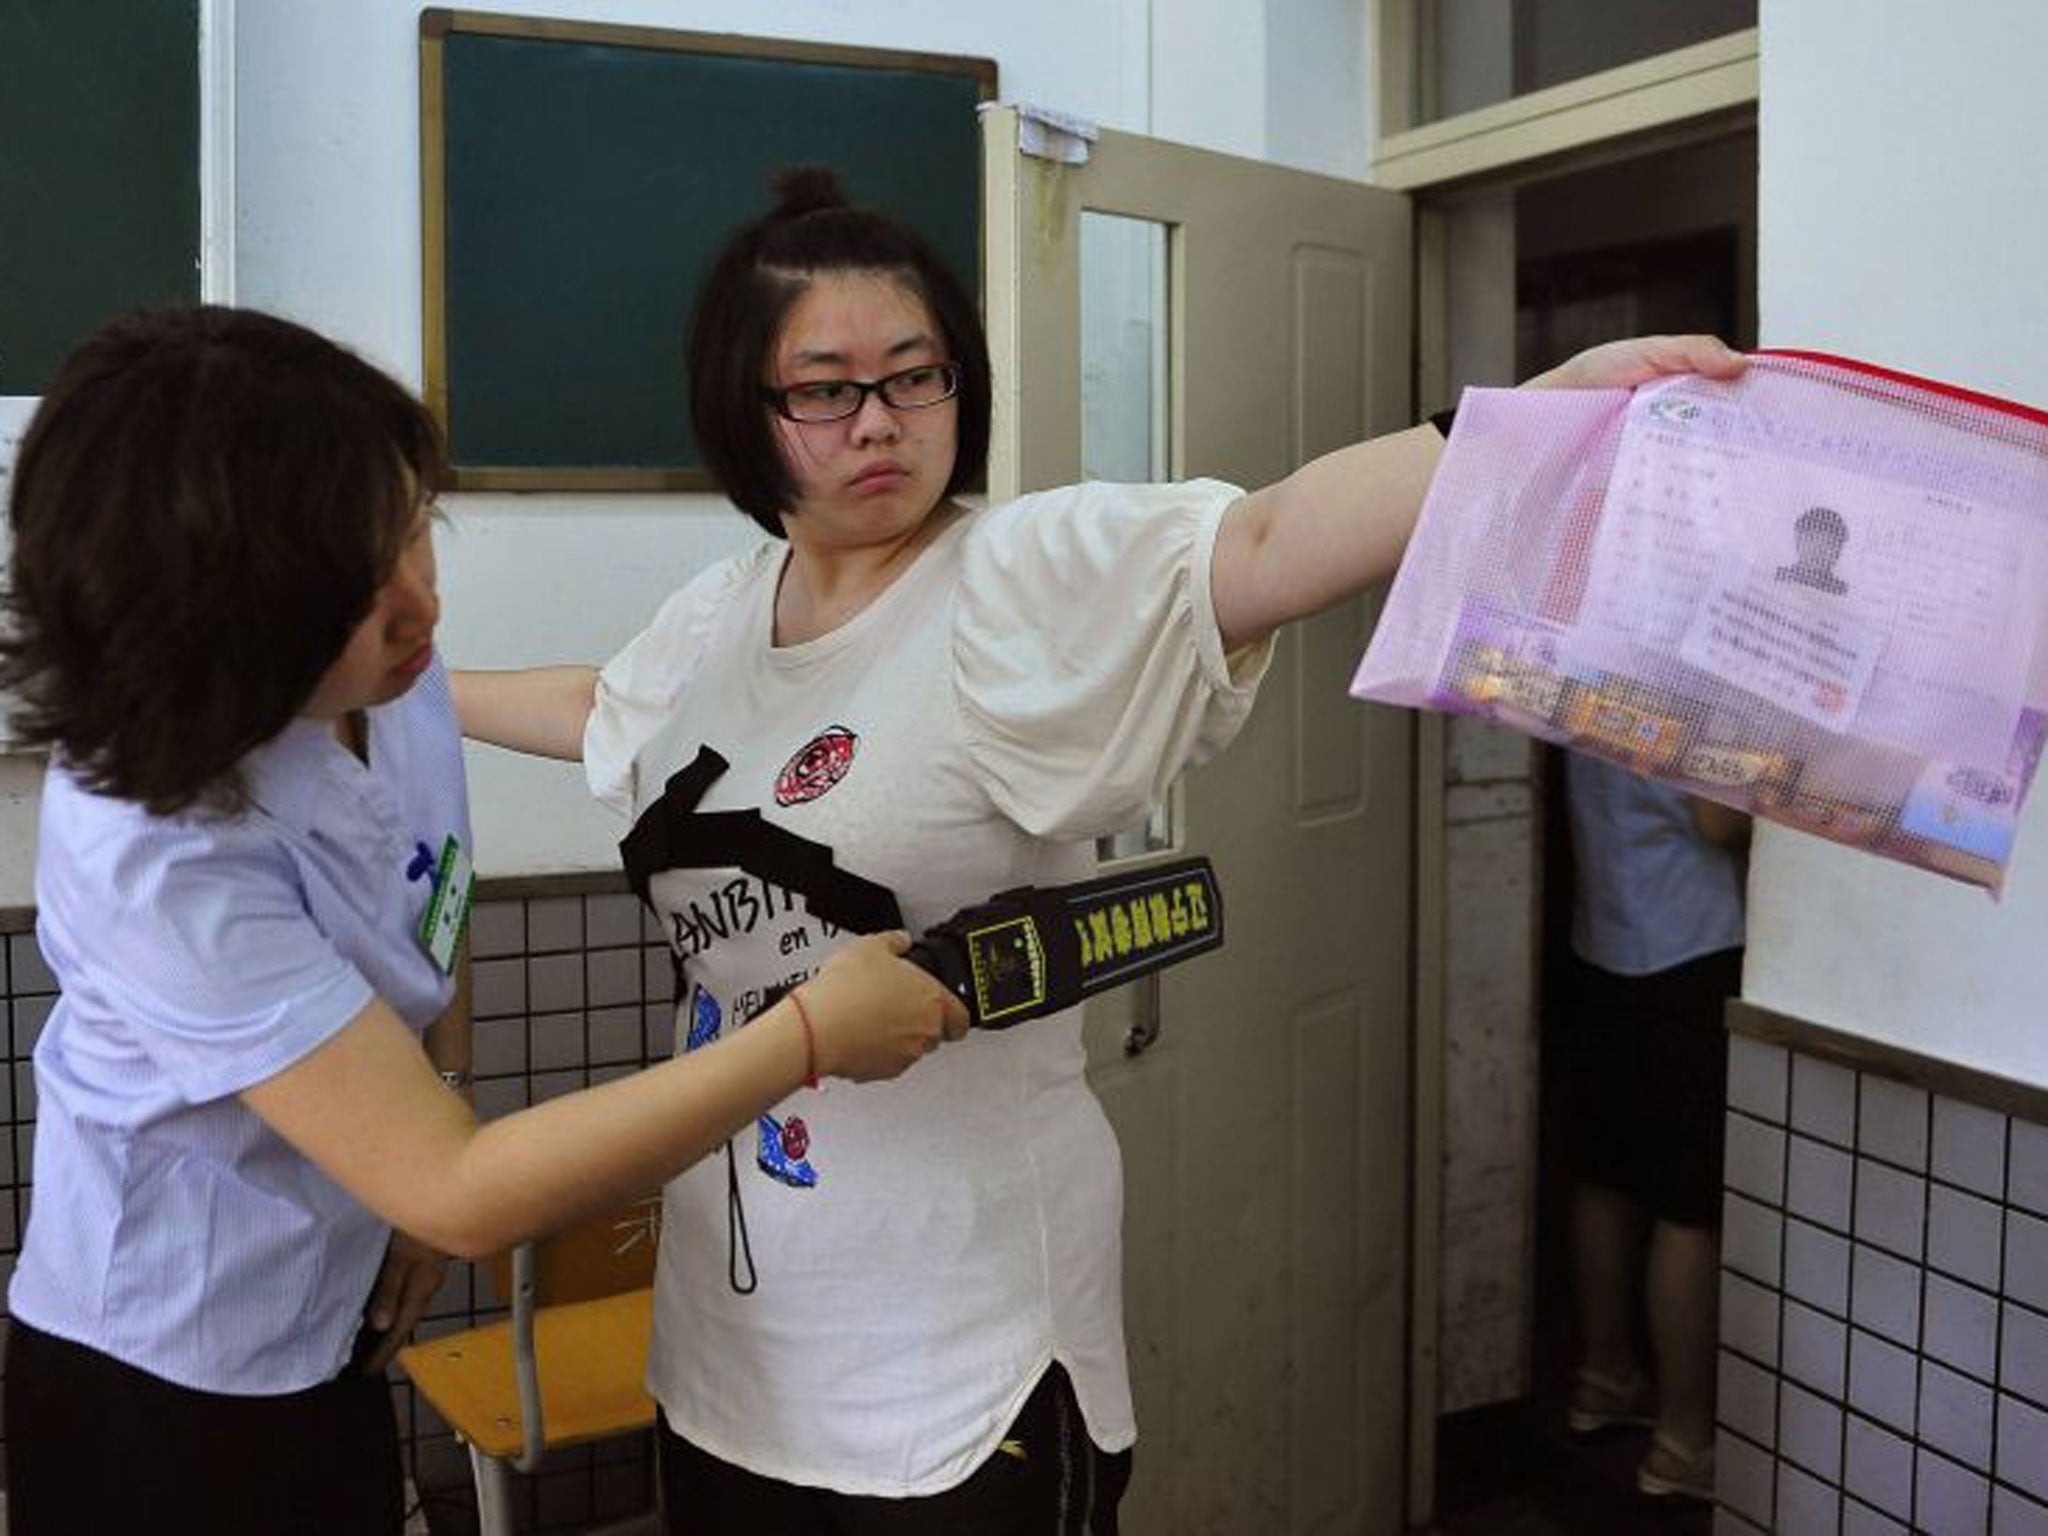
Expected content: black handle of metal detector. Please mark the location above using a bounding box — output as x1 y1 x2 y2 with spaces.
905 937 976 1016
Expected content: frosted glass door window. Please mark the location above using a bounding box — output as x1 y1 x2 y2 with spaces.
1081 210 1176 859
1080 211 1169 484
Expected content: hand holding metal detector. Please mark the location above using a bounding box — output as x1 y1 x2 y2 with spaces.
907 857 1224 1029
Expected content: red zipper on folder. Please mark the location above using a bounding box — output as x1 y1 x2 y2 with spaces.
1754 347 2048 430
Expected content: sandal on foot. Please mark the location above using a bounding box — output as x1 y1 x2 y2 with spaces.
1637 1430 1715 1501
1566 1367 1654 1435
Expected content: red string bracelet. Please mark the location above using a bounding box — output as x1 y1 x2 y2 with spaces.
789 987 820 1090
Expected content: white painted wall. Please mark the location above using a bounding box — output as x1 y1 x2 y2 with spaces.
0 0 1367 900
1265 0 1371 181
1748 0 2048 1085
1152 0 1266 165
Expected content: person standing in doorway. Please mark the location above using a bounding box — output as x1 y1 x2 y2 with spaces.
1560 751 1747 1503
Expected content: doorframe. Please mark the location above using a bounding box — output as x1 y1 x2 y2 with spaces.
1371 12 1757 190
1376 10 1760 1526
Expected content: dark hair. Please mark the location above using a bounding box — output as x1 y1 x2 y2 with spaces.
0 306 445 815
687 167 992 538
1796 505 1848 543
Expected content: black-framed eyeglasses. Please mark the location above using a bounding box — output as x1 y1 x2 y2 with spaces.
761 362 962 423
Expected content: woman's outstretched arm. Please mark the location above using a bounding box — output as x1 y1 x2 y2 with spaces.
1209 334 1749 650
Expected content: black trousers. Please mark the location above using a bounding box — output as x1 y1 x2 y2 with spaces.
658 1363 1134 1535
1565 945 1742 1228
2 1318 405 1536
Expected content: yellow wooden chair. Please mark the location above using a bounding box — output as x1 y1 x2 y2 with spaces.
398 1194 665 1535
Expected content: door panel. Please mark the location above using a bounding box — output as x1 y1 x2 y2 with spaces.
983 111 1414 1534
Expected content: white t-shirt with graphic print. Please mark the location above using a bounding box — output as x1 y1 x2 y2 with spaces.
584 480 1270 1496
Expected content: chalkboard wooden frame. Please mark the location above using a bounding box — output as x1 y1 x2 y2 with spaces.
419 9 996 492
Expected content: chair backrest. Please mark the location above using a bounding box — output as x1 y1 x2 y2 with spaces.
482 1193 665 1472
487 1194 664 1309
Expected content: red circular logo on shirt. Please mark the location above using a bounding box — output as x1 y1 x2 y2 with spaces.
773 727 858 806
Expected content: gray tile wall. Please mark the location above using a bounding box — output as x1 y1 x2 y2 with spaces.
0 884 676 1534
1716 1034 2048 1536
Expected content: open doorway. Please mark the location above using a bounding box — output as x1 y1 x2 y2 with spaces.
1522 125 1757 1436
1433 128 1756 1535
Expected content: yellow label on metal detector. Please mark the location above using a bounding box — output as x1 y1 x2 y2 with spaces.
913 857 1225 1029
963 916 1049 1025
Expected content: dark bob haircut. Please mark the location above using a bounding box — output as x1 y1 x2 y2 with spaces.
0 306 444 815
687 167 992 539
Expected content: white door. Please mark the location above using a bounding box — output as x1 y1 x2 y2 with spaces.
983 110 1415 1535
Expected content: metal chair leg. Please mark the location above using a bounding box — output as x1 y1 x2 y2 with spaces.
469 1444 519 1536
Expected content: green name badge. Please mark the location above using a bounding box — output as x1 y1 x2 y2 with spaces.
417 835 475 975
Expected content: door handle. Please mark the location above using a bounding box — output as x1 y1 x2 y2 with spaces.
1123 973 1162 1057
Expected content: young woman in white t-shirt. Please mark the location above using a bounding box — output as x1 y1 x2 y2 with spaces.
0 305 964 1536
454 170 1745 1534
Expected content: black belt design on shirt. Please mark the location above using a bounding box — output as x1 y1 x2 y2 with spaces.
621 746 1226 1032
621 744 1229 1299
618 744 905 936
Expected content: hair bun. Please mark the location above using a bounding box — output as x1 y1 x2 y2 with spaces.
770 167 850 220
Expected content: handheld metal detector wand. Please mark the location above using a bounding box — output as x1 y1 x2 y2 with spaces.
906 856 1224 1029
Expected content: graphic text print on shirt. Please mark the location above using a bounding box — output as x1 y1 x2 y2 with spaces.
621 742 904 1202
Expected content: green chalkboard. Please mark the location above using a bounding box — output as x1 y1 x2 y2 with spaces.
421 12 994 491
0 0 201 395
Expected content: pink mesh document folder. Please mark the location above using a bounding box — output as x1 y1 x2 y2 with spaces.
1351 351 2048 891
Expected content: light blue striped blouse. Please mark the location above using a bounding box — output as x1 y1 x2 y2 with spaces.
9 658 469 1394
